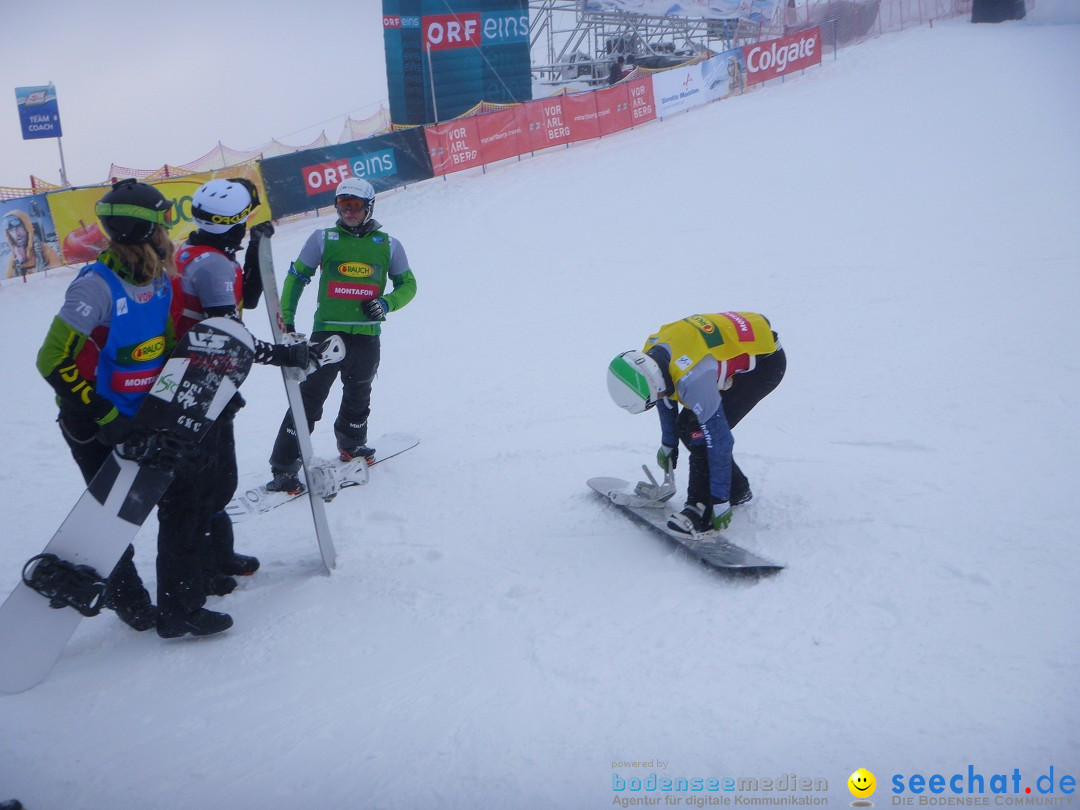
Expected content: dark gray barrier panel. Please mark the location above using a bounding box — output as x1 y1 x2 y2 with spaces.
261 128 434 219
972 0 1026 22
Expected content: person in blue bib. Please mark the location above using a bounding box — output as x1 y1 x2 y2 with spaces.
37 179 236 638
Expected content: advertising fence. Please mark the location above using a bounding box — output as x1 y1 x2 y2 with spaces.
4 26 827 280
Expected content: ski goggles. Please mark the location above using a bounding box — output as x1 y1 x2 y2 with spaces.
95 201 176 228
336 197 369 212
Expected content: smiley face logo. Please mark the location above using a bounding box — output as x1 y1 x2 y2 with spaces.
848 768 877 799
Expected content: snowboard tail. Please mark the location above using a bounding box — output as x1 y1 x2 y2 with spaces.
0 317 254 694
225 433 420 521
587 476 784 571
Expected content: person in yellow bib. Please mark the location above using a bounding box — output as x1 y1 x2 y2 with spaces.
606 312 786 536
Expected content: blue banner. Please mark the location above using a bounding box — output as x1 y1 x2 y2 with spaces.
14 85 63 140
259 128 434 219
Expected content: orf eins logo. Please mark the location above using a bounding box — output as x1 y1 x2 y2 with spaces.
338 262 375 279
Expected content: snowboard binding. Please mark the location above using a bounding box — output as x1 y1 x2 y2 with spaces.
119 430 203 474
22 554 106 617
633 466 676 504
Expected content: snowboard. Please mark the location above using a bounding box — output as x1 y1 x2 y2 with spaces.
0 317 255 694
225 432 420 521
587 476 784 571
257 236 337 572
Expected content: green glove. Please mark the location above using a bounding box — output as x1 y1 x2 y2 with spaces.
711 502 733 531
656 445 678 472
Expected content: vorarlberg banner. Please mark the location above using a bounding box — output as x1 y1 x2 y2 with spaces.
259 128 434 218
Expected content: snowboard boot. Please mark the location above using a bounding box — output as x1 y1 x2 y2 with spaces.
339 444 376 464
730 484 753 506
266 468 304 494
157 607 233 639
104 586 158 632
220 553 260 577
667 501 737 536
667 502 711 536
205 574 238 597
110 600 159 632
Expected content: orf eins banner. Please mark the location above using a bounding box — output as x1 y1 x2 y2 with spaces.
260 127 434 218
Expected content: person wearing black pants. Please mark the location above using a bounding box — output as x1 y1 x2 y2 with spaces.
268 332 380 476
55 406 156 630
676 346 787 509
606 312 785 537
265 177 417 493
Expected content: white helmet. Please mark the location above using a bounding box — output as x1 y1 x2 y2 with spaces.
191 177 258 234
336 177 375 201
607 350 666 414
335 177 375 228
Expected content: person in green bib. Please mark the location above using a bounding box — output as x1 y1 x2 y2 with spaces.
606 312 785 537
267 178 417 493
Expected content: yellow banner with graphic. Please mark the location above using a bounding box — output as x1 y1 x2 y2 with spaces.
46 165 271 265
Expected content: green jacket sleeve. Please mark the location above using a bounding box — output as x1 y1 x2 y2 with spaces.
280 260 315 327
36 316 117 424
384 269 417 313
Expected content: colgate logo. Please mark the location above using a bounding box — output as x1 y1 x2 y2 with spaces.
744 29 821 85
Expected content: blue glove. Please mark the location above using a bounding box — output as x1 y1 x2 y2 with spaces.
362 297 388 322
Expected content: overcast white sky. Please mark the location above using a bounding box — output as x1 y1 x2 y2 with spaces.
1 0 390 188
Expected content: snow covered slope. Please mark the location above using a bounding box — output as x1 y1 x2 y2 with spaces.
1 15 1077 809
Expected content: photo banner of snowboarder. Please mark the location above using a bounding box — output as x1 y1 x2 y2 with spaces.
1 197 63 281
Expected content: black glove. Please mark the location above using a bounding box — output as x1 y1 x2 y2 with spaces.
362 297 387 322
271 341 310 369
96 411 134 447
223 392 246 419
284 323 295 334
249 221 275 243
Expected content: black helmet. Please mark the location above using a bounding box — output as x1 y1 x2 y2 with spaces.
95 178 174 244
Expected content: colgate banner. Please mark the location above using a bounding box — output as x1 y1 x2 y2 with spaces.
743 28 821 86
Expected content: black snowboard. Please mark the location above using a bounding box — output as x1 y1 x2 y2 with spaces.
588 476 784 572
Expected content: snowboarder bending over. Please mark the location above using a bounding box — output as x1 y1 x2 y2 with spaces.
266 177 417 493
173 177 318 594
606 312 786 536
